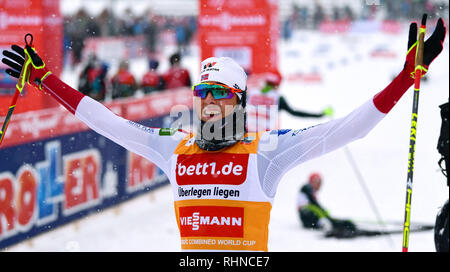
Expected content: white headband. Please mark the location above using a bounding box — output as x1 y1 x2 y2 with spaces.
197 57 247 93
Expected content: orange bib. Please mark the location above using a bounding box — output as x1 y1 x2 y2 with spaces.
169 132 273 251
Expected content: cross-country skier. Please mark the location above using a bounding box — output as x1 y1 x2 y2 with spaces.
297 172 330 229
297 172 357 238
1 17 446 251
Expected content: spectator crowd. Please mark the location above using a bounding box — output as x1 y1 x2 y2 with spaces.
78 52 192 101
282 0 448 39
62 8 195 100
64 8 196 65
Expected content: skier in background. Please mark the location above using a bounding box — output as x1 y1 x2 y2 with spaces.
297 172 328 229
297 172 357 238
247 69 334 132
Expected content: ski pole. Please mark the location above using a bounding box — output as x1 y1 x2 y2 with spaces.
0 34 32 146
402 14 427 253
343 146 394 247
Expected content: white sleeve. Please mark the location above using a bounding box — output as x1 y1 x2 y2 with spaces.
257 99 386 197
75 97 184 175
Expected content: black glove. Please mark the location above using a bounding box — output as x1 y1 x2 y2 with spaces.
2 43 51 89
404 16 446 76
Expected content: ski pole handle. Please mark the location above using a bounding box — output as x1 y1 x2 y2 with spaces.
413 14 427 91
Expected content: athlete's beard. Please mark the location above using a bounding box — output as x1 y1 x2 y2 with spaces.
195 104 247 151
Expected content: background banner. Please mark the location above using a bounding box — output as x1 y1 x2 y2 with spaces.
0 0 62 113
198 0 279 75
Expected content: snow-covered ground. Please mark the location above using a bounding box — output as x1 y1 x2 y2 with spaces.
4 26 449 252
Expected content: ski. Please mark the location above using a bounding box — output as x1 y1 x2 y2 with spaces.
354 219 434 229
325 225 433 239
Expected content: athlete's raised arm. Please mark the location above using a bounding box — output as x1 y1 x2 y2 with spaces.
2 43 183 175
257 18 446 197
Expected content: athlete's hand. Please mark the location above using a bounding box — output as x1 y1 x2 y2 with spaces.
404 16 446 77
2 44 51 90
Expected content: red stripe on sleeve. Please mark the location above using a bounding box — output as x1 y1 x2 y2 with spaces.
372 69 414 114
40 74 85 114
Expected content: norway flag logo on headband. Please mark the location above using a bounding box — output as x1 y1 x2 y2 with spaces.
201 74 209 81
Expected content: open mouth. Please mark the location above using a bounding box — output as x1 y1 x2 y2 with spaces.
202 105 222 120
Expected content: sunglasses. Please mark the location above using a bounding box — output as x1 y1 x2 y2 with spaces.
192 82 242 99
